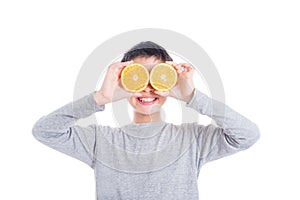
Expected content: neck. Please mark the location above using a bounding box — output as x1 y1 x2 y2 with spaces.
133 111 162 124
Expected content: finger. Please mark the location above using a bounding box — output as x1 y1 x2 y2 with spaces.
118 60 134 69
176 63 190 73
165 61 185 74
181 64 195 74
180 63 188 70
122 60 134 66
183 63 194 69
166 62 181 72
186 66 194 73
172 64 182 71
174 64 184 74
110 60 134 77
113 60 134 69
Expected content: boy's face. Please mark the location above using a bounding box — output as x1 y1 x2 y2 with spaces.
127 56 167 115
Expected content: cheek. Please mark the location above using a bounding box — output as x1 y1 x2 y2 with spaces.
158 97 167 105
127 97 136 106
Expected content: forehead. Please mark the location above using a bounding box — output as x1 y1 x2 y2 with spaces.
133 56 163 71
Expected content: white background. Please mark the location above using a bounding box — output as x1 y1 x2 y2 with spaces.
1 0 299 199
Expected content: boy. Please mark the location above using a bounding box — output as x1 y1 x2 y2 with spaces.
32 41 260 199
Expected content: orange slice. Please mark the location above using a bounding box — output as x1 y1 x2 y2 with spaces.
150 63 178 91
121 63 149 92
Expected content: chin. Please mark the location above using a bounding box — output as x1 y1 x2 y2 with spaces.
134 103 161 115
134 105 163 116
135 108 160 116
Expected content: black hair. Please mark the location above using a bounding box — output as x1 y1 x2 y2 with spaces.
121 41 173 62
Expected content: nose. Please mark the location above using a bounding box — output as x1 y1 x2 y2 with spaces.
143 84 155 93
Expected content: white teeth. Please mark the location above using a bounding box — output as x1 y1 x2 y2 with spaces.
138 97 156 102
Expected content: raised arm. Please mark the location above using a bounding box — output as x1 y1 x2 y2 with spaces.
32 60 142 168
154 62 260 168
32 91 105 168
186 88 260 167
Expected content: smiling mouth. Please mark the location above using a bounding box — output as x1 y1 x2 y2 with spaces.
136 97 158 105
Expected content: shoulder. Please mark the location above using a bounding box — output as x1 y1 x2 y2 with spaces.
164 122 206 137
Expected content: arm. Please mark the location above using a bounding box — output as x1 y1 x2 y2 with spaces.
32 60 140 168
32 91 105 168
186 88 260 167
156 62 260 167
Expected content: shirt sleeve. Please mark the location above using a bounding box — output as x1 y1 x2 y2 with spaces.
32 91 105 168
186 89 260 168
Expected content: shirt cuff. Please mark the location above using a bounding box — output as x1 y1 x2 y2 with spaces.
89 91 105 112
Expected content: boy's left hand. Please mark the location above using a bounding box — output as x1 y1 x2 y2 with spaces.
154 61 195 103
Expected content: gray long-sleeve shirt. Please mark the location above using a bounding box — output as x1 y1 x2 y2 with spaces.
32 89 260 200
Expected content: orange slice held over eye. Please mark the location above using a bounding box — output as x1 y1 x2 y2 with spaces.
121 63 178 92
120 63 149 92
149 63 178 91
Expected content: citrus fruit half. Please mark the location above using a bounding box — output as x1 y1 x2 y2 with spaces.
149 63 178 91
121 63 149 92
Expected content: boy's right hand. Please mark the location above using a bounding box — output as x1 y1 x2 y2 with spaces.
93 61 142 106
